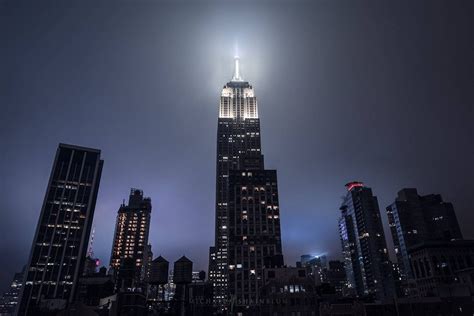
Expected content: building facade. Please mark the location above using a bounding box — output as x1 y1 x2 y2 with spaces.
209 57 283 308
338 182 394 300
386 188 463 281
227 169 283 306
17 143 103 315
109 189 151 291
408 240 474 297
259 267 318 316
325 260 348 296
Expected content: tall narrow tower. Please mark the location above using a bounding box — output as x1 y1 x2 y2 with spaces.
209 58 283 309
110 189 152 291
18 144 103 315
338 182 394 301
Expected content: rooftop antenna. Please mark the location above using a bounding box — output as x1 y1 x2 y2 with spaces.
232 56 243 81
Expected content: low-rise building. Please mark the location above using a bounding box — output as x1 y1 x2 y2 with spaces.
259 267 318 316
408 240 474 297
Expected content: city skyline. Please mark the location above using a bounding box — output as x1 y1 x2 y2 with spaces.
1 0 473 297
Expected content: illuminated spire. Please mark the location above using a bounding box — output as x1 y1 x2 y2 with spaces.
232 56 243 81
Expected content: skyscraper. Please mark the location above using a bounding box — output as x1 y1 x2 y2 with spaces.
18 143 103 315
338 182 394 301
209 57 283 308
386 188 463 280
110 189 152 291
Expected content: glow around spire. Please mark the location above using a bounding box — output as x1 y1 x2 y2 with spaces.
232 56 243 81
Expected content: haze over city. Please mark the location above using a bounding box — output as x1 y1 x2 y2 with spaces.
1 0 473 299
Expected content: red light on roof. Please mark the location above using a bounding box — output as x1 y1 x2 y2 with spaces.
345 181 364 191
95 259 100 267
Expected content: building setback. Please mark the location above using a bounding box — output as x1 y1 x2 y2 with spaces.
17 143 103 316
338 182 394 301
209 57 284 309
227 169 283 304
109 189 151 291
386 188 463 280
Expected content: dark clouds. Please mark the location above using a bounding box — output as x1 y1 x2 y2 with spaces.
1 0 473 292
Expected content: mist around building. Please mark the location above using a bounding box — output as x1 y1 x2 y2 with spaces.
1 61 474 316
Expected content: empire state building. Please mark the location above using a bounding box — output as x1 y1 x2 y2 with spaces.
209 58 284 309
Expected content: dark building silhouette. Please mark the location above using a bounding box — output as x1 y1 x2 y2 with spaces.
338 182 394 301
259 267 318 315
320 297 474 316
109 189 151 291
187 281 214 316
457 267 474 296
208 57 284 309
17 143 103 316
83 256 99 276
114 292 147 316
195 271 206 283
391 262 406 298
325 260 348 296
227 169 283 305
408 240 474 297
75 266 114 308
0 267 25 316
386 188 463 281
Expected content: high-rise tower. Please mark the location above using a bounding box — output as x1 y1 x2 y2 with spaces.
386 188 463 281
18 144 103 315
209 57 283 308
110 189 152 291
338 182 394 301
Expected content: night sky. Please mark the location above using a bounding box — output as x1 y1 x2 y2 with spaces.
1 0 473 292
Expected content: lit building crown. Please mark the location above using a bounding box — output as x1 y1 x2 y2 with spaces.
219 56 258 119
